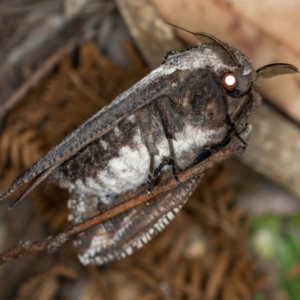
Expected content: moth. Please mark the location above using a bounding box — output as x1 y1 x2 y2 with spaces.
0 26 298 266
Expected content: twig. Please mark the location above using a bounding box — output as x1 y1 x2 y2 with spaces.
0 128 250 266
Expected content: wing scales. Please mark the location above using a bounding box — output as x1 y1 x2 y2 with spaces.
0 70 172 202
69 177 202 266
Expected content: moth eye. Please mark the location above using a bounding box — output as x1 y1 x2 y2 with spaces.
221 72 238 91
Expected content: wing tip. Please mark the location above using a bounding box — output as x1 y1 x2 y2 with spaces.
0 172 31 202
0 185 16 201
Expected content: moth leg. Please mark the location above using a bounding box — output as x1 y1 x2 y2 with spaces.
157 95 182 140
193 114 247 165
224 114 248 146
167 138 180 182
147 155 176 193
193 129 233 165
156 96 183 181
139 96 183 192
136 108 161 193
193 149 212 165
147 153 157 194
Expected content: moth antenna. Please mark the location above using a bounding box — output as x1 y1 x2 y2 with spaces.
257 63 299 79
166 22 240 66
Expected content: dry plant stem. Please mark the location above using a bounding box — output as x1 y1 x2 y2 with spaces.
0 134 247 266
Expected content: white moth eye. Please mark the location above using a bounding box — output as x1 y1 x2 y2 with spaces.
221 72 238 91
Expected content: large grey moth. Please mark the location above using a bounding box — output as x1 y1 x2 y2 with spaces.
0 28 298 265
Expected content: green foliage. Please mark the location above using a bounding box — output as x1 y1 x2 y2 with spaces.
250 214 300 300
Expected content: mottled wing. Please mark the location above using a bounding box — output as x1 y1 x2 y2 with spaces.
69 177 202 266
0 70 173 202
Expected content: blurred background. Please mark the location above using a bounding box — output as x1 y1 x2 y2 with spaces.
0 0 300 299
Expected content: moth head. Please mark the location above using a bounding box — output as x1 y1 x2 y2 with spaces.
219 63 298 99
190 31 298 98
219 67 255 98
168 23 298 98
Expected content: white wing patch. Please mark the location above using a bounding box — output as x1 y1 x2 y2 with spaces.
77 204 183 266
69 177 201 266
66 122 219 202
